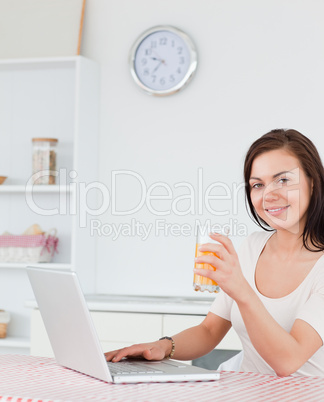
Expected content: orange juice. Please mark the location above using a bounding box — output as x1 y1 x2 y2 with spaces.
193 234 220 293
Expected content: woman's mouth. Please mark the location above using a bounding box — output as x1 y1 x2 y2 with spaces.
265 205 290 216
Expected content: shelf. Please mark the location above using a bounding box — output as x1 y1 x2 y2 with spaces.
0 336 30 349
0 56 99 349
0 185 72 193
0 56 81 71
0 56 79 65
0 263 72 270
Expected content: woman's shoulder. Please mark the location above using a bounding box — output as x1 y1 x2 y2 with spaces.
311 252 324 283
238 230 274 263
240 230 274 250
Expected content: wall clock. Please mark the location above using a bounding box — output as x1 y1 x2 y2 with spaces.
129 25 198 96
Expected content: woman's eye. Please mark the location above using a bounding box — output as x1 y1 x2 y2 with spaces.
277 177 289 184
251 183 263 189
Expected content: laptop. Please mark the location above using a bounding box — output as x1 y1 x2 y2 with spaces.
27 266 220 383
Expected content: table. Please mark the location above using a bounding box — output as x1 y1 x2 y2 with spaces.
0 355 323 402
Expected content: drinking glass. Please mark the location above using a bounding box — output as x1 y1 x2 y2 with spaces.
193 232 220 293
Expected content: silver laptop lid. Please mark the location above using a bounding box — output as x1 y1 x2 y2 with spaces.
27 266 112 383
27 266 220 384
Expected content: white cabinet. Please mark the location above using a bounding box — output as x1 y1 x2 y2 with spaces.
30 309 163 357
30 309 242 360
0 56 99 353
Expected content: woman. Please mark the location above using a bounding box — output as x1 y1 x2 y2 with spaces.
105 129 324 377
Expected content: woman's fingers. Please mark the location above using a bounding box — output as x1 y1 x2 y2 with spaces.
105 345 144 362
193 268 220 284
195 233 247 300
197 232 236 259
197 242 227 260
209 232 236 254
195 253 224 269
104 343 165 362
104 351 115 361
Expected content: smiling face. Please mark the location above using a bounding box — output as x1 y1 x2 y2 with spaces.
249 148 313 235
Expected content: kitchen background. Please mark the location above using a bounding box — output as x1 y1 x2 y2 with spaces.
81 0 324 296
0 0 324 348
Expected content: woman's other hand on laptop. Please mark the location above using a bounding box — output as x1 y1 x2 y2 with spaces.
105 340 171 362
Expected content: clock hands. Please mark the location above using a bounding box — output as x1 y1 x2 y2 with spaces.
151 55 167 74
152 60 163 73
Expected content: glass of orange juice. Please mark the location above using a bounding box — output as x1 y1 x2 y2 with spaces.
194 232 220 293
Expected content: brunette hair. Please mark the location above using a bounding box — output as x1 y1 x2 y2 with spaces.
244 128 324 252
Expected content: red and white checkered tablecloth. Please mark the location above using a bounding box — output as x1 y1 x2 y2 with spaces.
0 355 323 402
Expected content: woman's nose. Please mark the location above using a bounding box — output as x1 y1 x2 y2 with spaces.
263 186 280 202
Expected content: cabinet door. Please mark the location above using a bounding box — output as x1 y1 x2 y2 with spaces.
162 314 242 351
30 309 53 357
30 309 163 357
91 312 162 344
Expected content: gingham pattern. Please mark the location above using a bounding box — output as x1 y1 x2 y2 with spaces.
0 235 58 262
0 355 323 402
0 235 57 249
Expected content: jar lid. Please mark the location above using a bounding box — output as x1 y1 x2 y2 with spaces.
32 138 58 142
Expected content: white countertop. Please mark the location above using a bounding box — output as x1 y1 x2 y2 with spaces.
26 294 215 315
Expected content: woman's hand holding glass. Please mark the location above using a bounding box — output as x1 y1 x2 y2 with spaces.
194 233 250 302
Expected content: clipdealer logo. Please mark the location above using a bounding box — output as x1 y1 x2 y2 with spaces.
25 168 248 238
90 218 247 241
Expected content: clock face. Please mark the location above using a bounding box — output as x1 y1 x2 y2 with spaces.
130 26 197 96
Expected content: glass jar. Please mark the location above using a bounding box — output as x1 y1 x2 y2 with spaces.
32 138 58 185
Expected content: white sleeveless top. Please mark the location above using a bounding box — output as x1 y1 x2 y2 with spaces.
210 231 324 376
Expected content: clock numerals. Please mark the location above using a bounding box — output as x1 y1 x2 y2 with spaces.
159 37 167 46
140 39 187 82
131 26 197 94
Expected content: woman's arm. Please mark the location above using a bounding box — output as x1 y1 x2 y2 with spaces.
237 288 322 376
105 312 231 362
194 233 323 376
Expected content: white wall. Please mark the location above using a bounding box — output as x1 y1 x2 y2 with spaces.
81 0 324 297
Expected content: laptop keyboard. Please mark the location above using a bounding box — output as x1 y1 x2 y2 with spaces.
108 361 164 375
